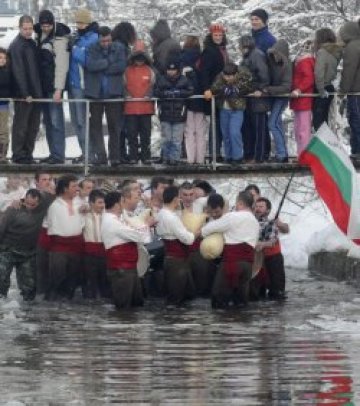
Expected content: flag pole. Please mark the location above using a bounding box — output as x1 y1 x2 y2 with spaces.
274 172 295 220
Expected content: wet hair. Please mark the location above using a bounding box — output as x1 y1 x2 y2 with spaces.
150 176 170 191
180 181 193 190
89 189 105 204
193 179 214 196
239 35 256 50
19 15 33 27
119 178 137 190
314 28 336 51
183 35 201 51
105 191 122 209
98 26 112 37
256 197 271 211
207 193 225 209
0 47 7 57
79 178 94 189
26 188 41 201
112 22 136 46
55 175 78 196
163 185 179 204
237 191 254 208
244 183 260 195
34 170 50 182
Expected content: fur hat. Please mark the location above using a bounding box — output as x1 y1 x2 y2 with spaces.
250 8 269 24
38 10 55 25
209 23 225 34
74 9 92 25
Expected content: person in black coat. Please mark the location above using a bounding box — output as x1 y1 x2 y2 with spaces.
0 48 11 163
8 15 42 164
154 59 194 165
199 23 229 161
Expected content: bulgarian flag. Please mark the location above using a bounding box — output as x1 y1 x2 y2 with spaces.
299 123 360 243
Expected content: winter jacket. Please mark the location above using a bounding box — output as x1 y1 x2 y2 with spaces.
339 22 360 93
241 47 271 113
314 43 342 95
124 52 155 115
181 47 204 113
290 53 315 111
84 41 127 99
0 66 12 106
8 34 42 99
150 20 181 74
69 22 99 90
252 26 276 53
154 73 194 123
34 22 70 94
211 68 253 110
264 39 292 95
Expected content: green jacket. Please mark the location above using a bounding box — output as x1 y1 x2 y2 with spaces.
211 68 253 110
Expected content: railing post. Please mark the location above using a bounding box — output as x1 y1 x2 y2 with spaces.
84 100 90 177
211 96 217 171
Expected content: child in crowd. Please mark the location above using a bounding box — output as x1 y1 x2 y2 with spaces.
154 59 193 165
290 40 315 155
0 48 11 163
124 40 156 164
182 34 207 165
211 62 253 164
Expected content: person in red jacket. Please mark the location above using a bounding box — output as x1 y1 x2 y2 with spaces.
290 40 315 155
124 40 156 164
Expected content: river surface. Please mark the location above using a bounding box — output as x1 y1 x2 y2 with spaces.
0 268 359 405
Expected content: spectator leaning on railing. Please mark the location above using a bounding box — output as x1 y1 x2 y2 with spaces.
0 47 11 164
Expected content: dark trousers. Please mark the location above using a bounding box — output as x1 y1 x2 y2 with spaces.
264 253 285 298
126 114 152 162
164 256 195 304
211 260 252 307
242 110 267 162
347 95 360 155
46 251 83 300
312 85 335 131
189 251 216 297
89 101 122 163
12 101 41 162
84 254 110 299
36 246 49 296
107 268 143 309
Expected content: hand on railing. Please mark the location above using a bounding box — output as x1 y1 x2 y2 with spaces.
53 90 62 103
204 90 213 100
291 89 301 98
248 90 263 98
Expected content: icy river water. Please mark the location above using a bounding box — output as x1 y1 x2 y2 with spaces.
0 268 359 405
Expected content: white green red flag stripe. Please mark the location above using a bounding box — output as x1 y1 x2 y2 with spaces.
299 123 360 243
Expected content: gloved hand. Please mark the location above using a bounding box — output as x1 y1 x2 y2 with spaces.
320 90 329 98
339 97 347 116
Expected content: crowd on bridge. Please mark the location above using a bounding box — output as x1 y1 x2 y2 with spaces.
0 172 289 308
0 8 359 166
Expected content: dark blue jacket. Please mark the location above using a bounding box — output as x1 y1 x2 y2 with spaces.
84 41 127 99
0 66 11 106
252 26 276 53
181 48 204 113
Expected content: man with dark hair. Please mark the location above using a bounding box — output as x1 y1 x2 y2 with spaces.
74 178 94 206
254 197 286 300
101 191 151 308
35 10 70 164
156 185 197 304
201 191 259 307
9 15 42 164
207 193 225 220
46 175 84 300
244 184 260 200
0 189 45 300
83 189 109 298
85 25 127 166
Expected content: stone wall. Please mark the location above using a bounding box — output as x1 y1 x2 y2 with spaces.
308 252 360 288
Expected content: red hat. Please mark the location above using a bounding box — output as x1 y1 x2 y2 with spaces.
209 23 225 34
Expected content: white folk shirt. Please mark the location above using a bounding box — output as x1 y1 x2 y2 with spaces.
47 197 85 237
201 210 259 247
83 212 103 243
101 212 151 250
156 208 195 245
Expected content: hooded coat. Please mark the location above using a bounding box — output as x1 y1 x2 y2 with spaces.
339 22 360 93
265 39 292 95
150 20 181 74
314 42 342 94
34 22 70 94
290 53 315 111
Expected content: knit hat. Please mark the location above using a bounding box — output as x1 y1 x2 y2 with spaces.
209 23 225 34
166 59 181 70
74 9 92 25
250 8 269 24
38 10 55 25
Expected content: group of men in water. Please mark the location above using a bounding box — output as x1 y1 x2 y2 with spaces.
0 171 289 308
